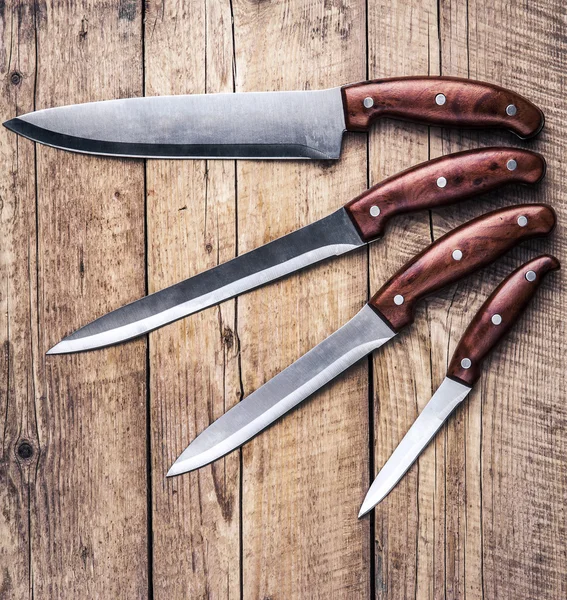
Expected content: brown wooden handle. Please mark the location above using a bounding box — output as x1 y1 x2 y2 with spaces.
369 204 556 332
447 255 560 386
342 77 544 139
345 147 546 242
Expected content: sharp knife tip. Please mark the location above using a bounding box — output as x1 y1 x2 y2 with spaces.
167 461 188 478
357 500 375 519
3 118 18 131
46 341 68 355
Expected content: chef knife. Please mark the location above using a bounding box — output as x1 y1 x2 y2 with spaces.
167 204 556 476
4 77 544 159
359 254 559 517
46 147 546 354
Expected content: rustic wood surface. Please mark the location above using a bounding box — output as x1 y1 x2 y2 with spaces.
0 0 565 599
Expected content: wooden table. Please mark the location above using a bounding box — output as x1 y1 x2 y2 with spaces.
1 0 565 598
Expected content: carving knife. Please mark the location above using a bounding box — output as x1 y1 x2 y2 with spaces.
46 147 546 354
4 77 544 159
359 254 559 517
167 204 556 476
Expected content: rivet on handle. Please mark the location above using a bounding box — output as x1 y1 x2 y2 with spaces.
506 104 518 116
435 93 446 105
525 270 537 282
461 358 472 369
491 314 503 325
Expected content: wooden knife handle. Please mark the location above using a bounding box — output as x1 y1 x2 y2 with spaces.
447 255 559 386
369 204 556 332
342 77 544 139
345 147 546 242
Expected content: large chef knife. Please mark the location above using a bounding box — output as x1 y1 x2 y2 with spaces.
167 204 556 476
4 77 544 159
359 254 559 517
47 147 545 354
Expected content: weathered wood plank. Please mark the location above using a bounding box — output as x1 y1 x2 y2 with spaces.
367 2 438 598
369 0 567 598
144 0 241 598
231 1 369 598
31 0 148 596
462 1 567 597
0 1 39 598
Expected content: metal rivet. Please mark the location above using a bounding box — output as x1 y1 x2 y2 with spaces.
435 93 446 106
506 104 517 116
437 176 447 188
461 358 472 369
452 249 463 261
507 159 517 171
363 97 374 109
491 314 503 325
370 205 381 217
517 215 528 227
394 294 404 306
526 270 537 282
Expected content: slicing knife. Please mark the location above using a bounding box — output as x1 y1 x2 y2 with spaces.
167 204 556 477
46 147 546 354
4 77 544 159
359 254 560 517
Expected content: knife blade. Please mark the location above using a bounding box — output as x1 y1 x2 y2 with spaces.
47 147 546 354
167 204 556 476
4 77 544 159
359 254 559 517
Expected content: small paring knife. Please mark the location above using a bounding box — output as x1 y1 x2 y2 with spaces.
167 204 556 477
4 77 544 160
47 147 546 354
359 254 560 518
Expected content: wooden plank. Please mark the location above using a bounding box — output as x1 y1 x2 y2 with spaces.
30 0 148 596
367 2 439 598
461 1 567 597
0 1 39 597
144 0 241 598
369 1 567 598
232 2 369 598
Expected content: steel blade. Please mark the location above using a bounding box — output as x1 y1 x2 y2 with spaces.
47 208 364 354
359 377 471 517
168 305 396 476
4 88 346 159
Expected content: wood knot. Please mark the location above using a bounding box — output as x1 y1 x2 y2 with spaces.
222 327 234 349
17 441 34 460
10 71 22 85
205 242 213 254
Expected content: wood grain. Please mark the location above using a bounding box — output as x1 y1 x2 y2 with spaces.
342 76 545 138
370 204 556 331
32 0 148 597
346 147 546 242
0 1 38 597
144 0 241 597
448 255 560 386
232 1 370 598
